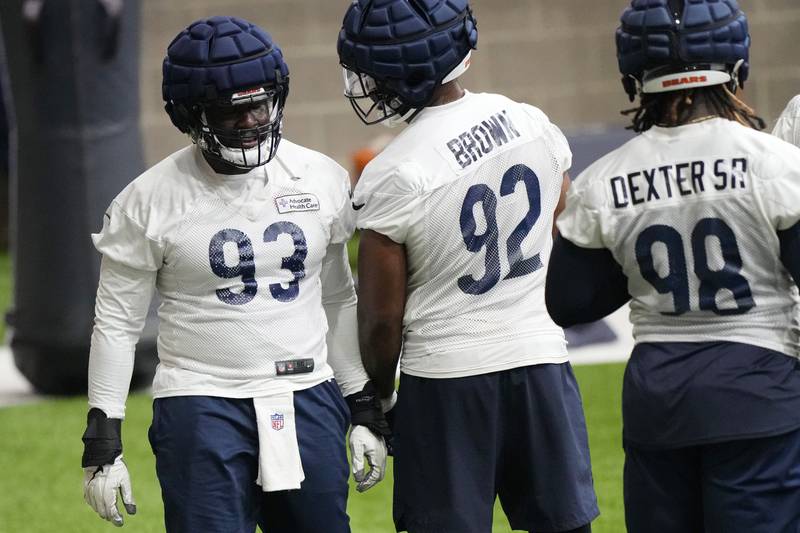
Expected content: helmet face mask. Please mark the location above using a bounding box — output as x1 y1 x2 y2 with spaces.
192 85 287 169
342 68 414 127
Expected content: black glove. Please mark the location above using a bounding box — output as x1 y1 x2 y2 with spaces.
81 408 122 468
345 381 391 441
383 405 396 455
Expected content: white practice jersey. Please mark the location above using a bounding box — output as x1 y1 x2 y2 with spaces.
352 91 569 379
773 95 800 146
92 141 358 401
558 118 800 356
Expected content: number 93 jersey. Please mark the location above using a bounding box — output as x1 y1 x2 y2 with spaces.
558 118 800 356
92 141 353 395
352 92 569 379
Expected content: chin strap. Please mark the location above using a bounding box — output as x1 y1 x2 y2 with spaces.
81 408 122 468
729 59 745 93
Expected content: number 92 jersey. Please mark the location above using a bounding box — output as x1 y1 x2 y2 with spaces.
92 141 353 396
558 118 800 356
352 91 570 379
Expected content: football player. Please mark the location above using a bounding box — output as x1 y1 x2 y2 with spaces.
80 17 389 532
337 1 599 532
547 1 800 531
774 94 800 146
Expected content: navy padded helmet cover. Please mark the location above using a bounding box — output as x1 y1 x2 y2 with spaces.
162 16 290 104
616 0 749 83
338 0 478 106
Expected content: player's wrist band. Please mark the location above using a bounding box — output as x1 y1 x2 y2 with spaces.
81 408 123 467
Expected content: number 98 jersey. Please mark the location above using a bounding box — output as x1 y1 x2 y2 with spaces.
92 141 353 397
352 92 570 379
558 118 800 356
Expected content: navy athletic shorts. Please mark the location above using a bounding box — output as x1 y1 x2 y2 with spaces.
148 379 351 533
624 427 800 533
393 363 599 533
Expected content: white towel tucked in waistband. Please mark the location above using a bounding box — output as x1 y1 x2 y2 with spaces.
253 392 305 492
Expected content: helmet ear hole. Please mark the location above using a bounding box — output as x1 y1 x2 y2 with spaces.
165 102 191 134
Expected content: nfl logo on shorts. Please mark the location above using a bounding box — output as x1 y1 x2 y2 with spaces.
271 413 284 431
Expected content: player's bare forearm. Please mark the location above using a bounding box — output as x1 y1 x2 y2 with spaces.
357 230 407 399
358 318 403 398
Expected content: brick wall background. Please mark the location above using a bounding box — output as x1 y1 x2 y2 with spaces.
140 0 800 169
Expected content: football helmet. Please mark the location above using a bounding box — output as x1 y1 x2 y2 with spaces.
337 0 478 127
616 0 750 100
162 16 290 168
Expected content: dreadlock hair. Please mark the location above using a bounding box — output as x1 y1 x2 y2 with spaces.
622 85 765 133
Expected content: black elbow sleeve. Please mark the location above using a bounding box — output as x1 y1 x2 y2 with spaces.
546 236 630 327
545 265 574 327
778 221 800 289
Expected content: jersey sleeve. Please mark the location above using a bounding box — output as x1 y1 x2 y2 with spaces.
351 161 424 244
773 95 800 147
89 256 157 418
756 142 800 231
520 104 573 173
92 197 165 272
320 242 368 397
545 120 573 174
556 177 606 248
328 164 356 245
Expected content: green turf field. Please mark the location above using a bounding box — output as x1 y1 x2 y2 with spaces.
0 363 625 533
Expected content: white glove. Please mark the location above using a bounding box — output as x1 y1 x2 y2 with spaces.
348 425 388 492
83 454 136 527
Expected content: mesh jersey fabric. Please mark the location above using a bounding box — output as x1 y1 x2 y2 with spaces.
773 95 800 148
558 117 800 356
92 141 356 399
352 91 570 378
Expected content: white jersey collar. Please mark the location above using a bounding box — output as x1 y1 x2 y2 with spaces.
413 90 475 123
192 145 269 183
644 117 730 140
